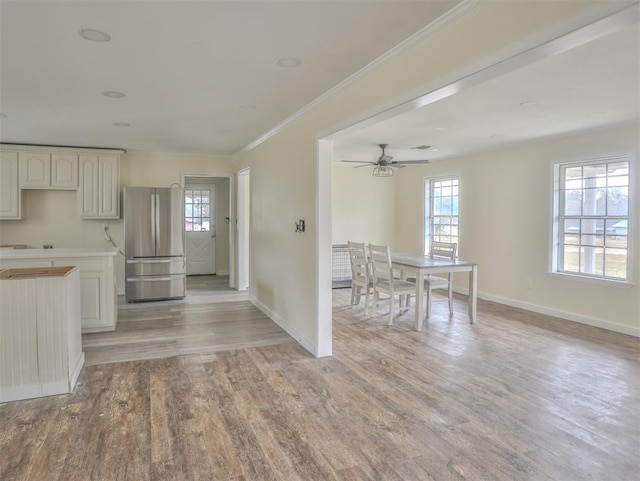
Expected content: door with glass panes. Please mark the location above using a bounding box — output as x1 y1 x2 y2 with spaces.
185 183 216 275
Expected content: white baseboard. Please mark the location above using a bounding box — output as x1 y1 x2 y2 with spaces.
454 287 639 338
216 269 230 276
249 294 317 356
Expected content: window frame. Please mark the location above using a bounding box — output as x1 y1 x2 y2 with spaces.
550 154 634 287
424 175 460 255
184 187 212 232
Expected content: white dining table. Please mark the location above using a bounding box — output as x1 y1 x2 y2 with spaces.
391 253 478 330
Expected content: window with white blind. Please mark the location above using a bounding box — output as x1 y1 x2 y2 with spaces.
552 157 631 282
425 176 459 254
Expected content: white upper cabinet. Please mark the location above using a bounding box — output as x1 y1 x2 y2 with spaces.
52 154 78 189
78 154 120 219
0 151 24 219
19 152 79 190
1 144 123 220
19 152 51 188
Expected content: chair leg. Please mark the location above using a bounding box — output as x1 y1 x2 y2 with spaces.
350 285 356 308
388 294 394 325
364 287 370 315
426 289 432 318
448 283 454 315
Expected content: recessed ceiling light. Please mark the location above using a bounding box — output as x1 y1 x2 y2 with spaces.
490 133 504 139
519 100 538 107
102 91 125 99
410 145 431 150
277 57 302 68
113 122 130 127
78 29 111 42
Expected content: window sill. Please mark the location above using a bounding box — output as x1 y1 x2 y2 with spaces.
547 271 634 289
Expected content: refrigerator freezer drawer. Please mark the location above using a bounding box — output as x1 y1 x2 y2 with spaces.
125 257 185 277
125 275 186 301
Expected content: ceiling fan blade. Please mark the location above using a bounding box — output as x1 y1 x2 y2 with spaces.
355 164 372 168
391 159 430 165
393 164 406 169
341 160 376 164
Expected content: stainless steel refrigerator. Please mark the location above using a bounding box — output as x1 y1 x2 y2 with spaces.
124 187 186 301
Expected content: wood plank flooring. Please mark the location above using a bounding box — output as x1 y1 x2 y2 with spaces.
1 287 638 480
82 275 295 366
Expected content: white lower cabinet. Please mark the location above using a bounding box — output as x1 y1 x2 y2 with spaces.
0 266 84 403
0 253 117 333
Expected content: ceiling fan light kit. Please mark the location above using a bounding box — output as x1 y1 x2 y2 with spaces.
341 143 430 177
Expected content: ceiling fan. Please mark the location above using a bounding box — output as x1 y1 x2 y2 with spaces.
341 143 429 177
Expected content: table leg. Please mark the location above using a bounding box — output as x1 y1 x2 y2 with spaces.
415 268 424 330
468 265 477 324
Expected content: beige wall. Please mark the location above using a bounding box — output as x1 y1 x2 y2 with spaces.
332 164 395 246
0 151 235 291
394 124 639 334
235 1 610 354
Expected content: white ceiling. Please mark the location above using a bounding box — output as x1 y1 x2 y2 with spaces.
0 0 461 155
333 19 640 165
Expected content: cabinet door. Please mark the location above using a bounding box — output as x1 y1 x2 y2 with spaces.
0 152 22 219
51 154 78 189
78 155 99 217
52 257 116 332
98 155 120 218
19 152 51 188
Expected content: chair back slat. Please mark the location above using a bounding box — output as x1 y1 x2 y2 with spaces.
348 241 369 281
430 241 457 260
369 244 393 283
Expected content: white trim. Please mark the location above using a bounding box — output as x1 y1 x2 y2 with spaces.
216 269 230 276
69 352 85 392
249 294 316 356
0 143 124 155
237 0 486 155
316 139 333 358
457 288 640 338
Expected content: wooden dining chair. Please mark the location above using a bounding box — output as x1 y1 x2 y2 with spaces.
368 244 415 325
423 241 458 318
347 241 372 313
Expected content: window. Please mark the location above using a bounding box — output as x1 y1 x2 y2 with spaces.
184 188 211 232
553 157 630 281
425 176 459 254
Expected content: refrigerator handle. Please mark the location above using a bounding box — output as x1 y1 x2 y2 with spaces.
150 194 156 252
154 194 160 251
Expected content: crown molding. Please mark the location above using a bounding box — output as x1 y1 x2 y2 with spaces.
235 0 486 157
0 143 125 155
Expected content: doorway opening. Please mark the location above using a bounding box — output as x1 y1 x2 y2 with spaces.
182 174 232 288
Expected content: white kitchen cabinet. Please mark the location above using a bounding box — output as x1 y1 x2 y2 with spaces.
0 249 118 333
19 152 51 188
19 152 78 189
52 154 79 188
1 144 123 219
0 266 84 403
0 151 24 219
78 154 120 218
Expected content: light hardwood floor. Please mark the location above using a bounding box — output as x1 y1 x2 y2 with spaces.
82 275 295 366
1 287 638 480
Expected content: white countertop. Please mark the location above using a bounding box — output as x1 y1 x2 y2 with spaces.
0 248 117 259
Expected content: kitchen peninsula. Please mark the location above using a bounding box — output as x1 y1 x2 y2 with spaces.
0 248 117 333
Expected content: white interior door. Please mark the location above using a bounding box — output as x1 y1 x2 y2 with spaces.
185 183 216 275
